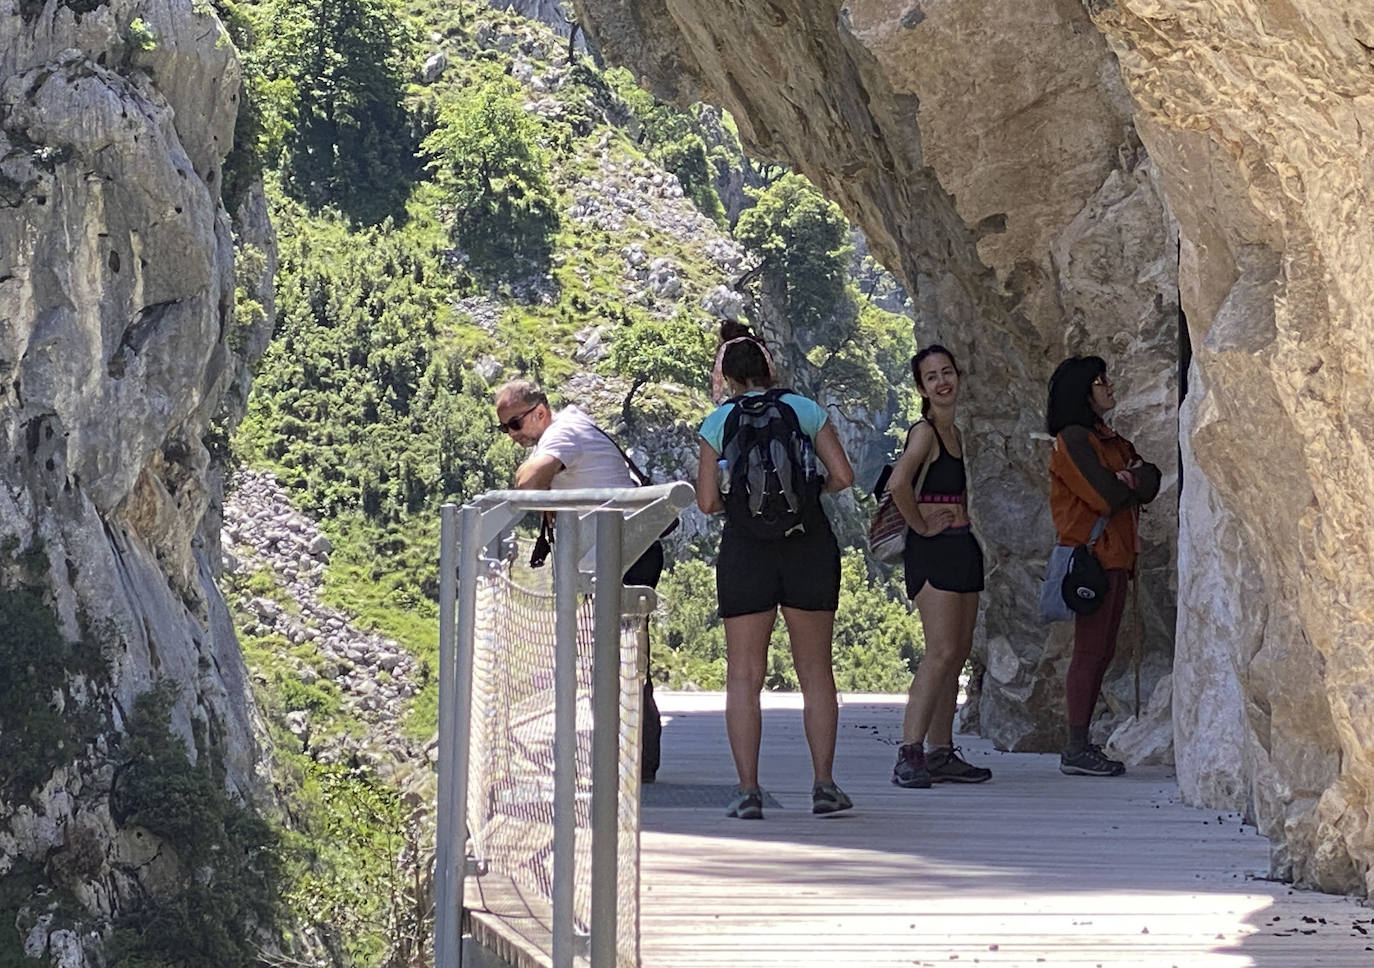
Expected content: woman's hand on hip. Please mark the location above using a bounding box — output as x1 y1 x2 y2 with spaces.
916 505 959 536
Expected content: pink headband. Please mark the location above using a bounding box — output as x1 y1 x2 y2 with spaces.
711 336 776 401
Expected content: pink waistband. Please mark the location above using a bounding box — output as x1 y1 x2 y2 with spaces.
918 492 965 504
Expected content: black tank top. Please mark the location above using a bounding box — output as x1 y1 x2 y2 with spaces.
918 426 966 500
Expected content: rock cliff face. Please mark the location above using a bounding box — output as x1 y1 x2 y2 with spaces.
574 0 1374 898
1088 0 1374 898
0 0 274 953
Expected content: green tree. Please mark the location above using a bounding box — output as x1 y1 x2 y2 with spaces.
830 550 922 691
735 172 852 335
236 195 517 523
651 133 726 224
422 77 560 276
267 0 416 225
108 684 283 968
653 559 727 689
805 301 921 417
606 311 713 424
213 1 294 212
283 763 429 967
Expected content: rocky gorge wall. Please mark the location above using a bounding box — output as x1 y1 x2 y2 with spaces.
0 0 275 954
573 0 1374 898
1089 0 1374 898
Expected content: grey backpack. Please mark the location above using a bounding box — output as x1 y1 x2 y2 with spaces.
720 389 822 541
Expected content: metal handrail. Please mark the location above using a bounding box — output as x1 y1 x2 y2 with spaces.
473 480 692 511
435 483 694 968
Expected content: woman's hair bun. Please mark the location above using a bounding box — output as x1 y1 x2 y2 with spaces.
719 320 754 343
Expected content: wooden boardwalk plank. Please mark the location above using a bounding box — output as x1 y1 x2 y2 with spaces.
640 693 1372 968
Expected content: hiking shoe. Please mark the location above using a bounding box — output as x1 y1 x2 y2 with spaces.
891 743 932 789
725 788 764 819
1059 743 1125 777
811 782 854 815
927 745 992 784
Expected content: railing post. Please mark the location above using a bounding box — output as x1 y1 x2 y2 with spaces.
590 510 625 967
552 510 580 968
435 504 467 967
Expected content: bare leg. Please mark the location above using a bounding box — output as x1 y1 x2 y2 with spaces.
724 609 776 790
781 606 838 785
901 587 977 746
926 592 979 748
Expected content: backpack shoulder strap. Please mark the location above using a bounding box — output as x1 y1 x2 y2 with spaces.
721 397 745 445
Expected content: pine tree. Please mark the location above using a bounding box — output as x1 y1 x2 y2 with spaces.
267 0 416 225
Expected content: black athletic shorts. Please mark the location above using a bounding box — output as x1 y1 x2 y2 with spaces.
903 525 984 598
716 515 841 618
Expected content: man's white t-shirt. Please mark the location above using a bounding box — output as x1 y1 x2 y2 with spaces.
532 406 635 490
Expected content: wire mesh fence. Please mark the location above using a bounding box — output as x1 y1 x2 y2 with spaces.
467 564 648 967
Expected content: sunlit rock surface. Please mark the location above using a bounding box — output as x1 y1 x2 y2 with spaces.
1088 0 1374 898
0 0 275 953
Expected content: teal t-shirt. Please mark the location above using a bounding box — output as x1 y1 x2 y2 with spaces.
698 390 829 453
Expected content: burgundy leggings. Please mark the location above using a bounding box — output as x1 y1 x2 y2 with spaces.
1065 568 1129 727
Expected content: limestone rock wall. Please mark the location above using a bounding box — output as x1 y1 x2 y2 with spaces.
0 0 275 954
572 0 1180 750
574 0 1374 898
1087 0 1374 898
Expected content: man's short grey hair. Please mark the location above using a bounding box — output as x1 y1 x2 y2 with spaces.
495 379 548 409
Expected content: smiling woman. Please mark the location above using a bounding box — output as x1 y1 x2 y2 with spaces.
886 344 990 789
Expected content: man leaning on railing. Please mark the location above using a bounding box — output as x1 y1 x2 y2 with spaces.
494 379 667 782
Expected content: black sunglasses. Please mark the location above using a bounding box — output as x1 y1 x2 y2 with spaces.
498 403 540 434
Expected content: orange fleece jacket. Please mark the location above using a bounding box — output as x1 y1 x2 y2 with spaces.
1049 423 1160 572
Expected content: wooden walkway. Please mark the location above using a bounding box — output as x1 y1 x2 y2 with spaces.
639 693 1372 968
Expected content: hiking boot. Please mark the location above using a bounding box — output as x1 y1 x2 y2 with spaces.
1059 743 1125 777
725 788 765 819
891 743 932 789
811 782 854 815
926 745 992 784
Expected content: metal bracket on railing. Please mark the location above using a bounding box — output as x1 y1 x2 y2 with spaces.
619 586 656 616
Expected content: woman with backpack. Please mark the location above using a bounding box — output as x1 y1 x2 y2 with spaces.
695 320 856 819
887 345 992 789
1047 356 1160 776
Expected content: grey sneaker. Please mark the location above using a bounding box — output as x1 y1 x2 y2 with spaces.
927 745 992 784
1059 743 1125 777
725 788 765 819
891 743 932 789
811 782 853 815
